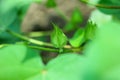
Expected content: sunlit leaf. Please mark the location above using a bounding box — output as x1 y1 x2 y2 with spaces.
103 65 120 80
51 24 68 48
69 28 85 47
83 21 120 79
0 44 44 80
85 21 97 40
46 53 84 80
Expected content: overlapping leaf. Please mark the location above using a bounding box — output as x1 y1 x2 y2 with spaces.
83 21 120 79
0 44 44 80
27 53 84 80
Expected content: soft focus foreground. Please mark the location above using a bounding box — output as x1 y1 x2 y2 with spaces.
0 0 120 80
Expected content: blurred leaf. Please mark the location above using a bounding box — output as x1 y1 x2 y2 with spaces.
69 28 85 47
51 24 68 48
88 0 100 4
0 0 40 43
111 0 120 5
0 44 44 80
103 65 120 80
83 21 120 79
46 0 57 8
71 8 83 24
27 53 84 80
85 21 97 40
64 23 75 31
89 10 112 27
46 53 83 80
0 18 21 44
0 0 41 32
98 0 120 14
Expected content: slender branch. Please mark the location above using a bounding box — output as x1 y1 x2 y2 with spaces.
80 0 120 9
28 45 82 53
6 29 82 53
28 45 58 52
6 29 53 47
27 28 77 38
6 29 77 48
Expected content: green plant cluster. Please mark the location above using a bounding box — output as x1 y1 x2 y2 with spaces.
0 0 120 80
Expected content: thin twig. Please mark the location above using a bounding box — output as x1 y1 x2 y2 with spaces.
6 29 82 53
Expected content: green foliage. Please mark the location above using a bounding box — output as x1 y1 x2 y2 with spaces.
71 8 83 24
69 28 85 47
0 0 36 28
98 0 120 14
45 0 57 8
85 21 97 40
0 44 44 80
89 10 112 27
45 53 83 80
51 24 68 48
0 44 83 80
0 0 41 43
64 23 75 31
103 65 120 80
111 0 120 5
83 21 120 80
69 21 96 47
1 0 120 80
28 53 83 80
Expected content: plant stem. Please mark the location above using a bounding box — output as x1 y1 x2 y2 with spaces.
28 45 58 52
6 29 82 53
81 0 120 9
6 29 53 47
6 29 72 48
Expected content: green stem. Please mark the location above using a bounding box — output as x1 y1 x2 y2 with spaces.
6 29 53 47
81 0 120 9
6 29 82 53
28 46 58 52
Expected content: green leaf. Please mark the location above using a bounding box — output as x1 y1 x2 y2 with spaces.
46 53 84 80
0 44 44 80
85 21 97 40
69 28 85 47
111 0 120 5
0 18 21 44
28 53 84 80
0 0 39 43
45 0 57 8
0 0 39 33
71 8 83 24
103 65 120 80
0 44 84 80
98 0 120 14
83 21 120 79
51 24 68 48
63 23 75 31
